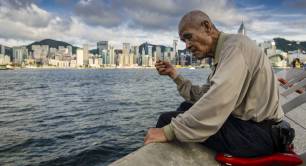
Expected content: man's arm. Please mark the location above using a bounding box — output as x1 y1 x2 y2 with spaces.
147 45 248 144
169 45 248 142
155 60 210 103
174 75 210 103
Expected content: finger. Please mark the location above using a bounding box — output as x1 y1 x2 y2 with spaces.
155 61 163 66
156 64 166 68
158 68 166 73
163 61 170 65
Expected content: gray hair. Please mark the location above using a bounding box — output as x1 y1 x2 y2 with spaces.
179 10 216 30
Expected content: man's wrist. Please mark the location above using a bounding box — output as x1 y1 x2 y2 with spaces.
162 124 175 141
169 71 178 79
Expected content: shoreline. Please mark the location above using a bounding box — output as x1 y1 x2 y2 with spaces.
0 66 206 70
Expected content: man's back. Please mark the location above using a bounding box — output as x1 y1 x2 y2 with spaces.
218 34 284 122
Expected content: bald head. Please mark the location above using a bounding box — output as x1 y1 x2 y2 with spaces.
179 10 216 33
178 10 220 60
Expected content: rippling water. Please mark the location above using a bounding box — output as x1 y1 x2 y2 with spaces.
0 68 209 166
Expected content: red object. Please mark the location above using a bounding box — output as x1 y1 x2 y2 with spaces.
278 77 304 94
215 152 303 166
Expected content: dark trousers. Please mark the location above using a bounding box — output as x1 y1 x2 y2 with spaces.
156 102 276 157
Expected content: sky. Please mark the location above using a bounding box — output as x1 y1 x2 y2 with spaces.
0 0 306 49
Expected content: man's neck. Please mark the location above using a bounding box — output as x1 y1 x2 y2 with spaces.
211 31 221 58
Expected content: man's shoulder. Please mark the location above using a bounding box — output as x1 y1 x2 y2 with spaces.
224 33 251 43
223 33 257 49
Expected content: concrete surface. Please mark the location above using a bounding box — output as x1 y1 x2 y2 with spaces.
109 142 218 166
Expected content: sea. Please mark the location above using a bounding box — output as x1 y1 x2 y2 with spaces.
0 68 209 166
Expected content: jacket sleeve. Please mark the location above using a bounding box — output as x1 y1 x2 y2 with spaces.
173 75 210 103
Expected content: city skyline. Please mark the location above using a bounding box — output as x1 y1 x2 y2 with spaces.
0 0 306 49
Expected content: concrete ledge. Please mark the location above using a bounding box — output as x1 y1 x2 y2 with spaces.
109 142 218 166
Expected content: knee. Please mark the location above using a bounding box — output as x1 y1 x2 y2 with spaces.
156 112 178 128
176 101 193 112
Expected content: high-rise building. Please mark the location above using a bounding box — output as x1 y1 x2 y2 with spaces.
173 40 178 64
83 44 89 66
76 48 84 67
97 41 109 65
12 46 28 65
32 45 49 64
238 20 246 35
0 45 5 55
156 46 162 60
123 43 130 55
148 45 153 57
97 41 108 55
109 45 115 66
67 45 73 56
0 53 4 65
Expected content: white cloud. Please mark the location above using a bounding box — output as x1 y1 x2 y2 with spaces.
0 3 52 28
0 0 306 49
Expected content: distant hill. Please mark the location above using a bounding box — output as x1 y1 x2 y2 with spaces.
274 38 306 52
26 39 78 54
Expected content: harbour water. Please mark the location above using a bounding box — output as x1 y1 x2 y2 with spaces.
0 68 209 166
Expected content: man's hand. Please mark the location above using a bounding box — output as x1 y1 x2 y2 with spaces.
144 128 168 145
155 60 177 79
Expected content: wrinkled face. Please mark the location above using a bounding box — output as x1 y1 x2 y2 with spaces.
179 23 214 60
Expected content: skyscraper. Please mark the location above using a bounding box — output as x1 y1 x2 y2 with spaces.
83 44 89 66
148 45 153 57
97 41 108 55
12 46 28 65
123 43 130 55
67 45 72 56
0 45 5 55
173 40 178 64
156 46 162 60
77 48 84 67
238 20 246 36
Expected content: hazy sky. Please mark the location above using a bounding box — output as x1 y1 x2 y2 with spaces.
0 0 305 49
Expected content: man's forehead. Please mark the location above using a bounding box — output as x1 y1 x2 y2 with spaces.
179 24 196 36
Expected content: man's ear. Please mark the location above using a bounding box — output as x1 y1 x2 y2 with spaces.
201 20 212 33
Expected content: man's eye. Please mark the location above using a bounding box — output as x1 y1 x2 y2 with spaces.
184 34 192 40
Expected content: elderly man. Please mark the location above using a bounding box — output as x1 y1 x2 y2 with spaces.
144 10 292 157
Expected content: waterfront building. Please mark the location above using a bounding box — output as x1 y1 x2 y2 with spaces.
164 47 172 62
131 46 139 65
109 45 116 66
238 20 246 36
123 43 130 54
0 54 11 65
142 54 149 67
156 46 162 60
76 48 84 67
148 45 153 57
0 45 5 54
12 46 28 65
83 44 89 66
97 41 108 65
97 41 108 55
32 45 49 65
0 54 4 65
67 45 72 56
70 59 77 68
173 40 178 64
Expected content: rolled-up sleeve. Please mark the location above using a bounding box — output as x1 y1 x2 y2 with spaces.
170 46 248 142
173 75 210 103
